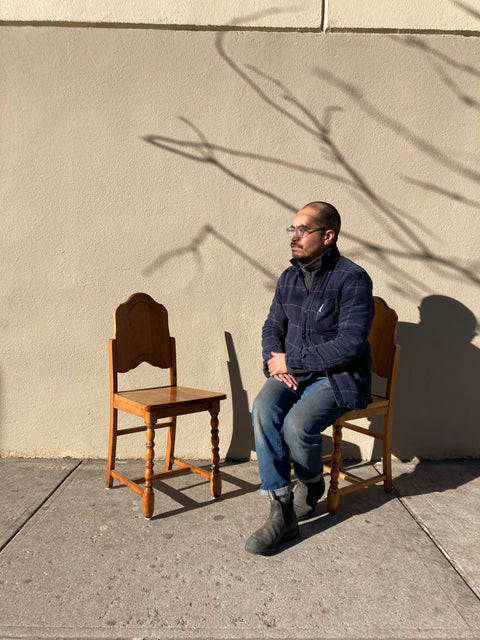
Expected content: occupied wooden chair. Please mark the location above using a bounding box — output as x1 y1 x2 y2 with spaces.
106 292 227 518
324 296 401 514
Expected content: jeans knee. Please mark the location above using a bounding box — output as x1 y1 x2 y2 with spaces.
251 392 272 438
252 380 281 423
283 418 321 451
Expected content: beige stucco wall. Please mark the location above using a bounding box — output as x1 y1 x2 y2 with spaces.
2 1 480 31
1 6 479 461
0 1 323 28
328 0 480 31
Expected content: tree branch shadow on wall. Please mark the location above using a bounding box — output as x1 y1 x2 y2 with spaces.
142 24 480 461
142 221 278 290
144 43 480 298
394 34 480 114
143 110 479 301
449 0 480 21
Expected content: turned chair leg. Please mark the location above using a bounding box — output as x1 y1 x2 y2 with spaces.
106 407 118 488
327 422 343 514
209 406 221 498
164 417 177 472
143 420 156 519
383 415 393 493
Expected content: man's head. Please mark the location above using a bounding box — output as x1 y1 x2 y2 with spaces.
288 201 341 263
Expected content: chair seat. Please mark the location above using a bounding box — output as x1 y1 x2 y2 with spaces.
114 386 226 419
341 394 389 421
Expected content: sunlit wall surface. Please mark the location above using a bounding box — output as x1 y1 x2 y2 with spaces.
1 1 479 460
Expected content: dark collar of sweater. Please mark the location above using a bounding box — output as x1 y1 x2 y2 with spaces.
290 244 340 292
292 254 324 293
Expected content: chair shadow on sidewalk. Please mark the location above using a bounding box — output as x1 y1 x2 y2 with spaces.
391 459 480 497
145 460 261 520
282 457 480 553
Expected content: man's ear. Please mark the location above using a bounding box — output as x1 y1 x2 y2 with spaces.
324 229 336 246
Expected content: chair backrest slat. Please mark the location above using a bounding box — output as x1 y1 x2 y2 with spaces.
369 297 398 379
112 293 172 373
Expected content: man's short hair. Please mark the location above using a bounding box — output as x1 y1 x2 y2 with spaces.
304 201 341 239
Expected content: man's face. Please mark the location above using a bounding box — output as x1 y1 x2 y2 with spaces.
289 206 332 263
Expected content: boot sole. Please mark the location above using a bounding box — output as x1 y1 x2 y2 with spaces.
245 526 300 556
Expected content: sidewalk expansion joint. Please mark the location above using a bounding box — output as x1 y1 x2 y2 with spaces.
0 459 84 554
395 488 480 603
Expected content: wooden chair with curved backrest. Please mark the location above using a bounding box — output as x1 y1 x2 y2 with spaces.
324 296 401 514
106 293 226 519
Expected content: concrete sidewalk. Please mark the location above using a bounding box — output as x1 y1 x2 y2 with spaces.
1 458 479 640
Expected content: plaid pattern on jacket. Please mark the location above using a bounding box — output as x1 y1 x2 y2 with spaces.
262 244 374 410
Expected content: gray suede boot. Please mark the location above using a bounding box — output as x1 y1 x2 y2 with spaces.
294 476 326 520
245 491 299 555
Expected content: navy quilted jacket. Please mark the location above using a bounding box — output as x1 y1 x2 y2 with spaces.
262 244 374 410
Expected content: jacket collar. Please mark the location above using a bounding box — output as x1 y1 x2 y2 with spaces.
290 243 340 274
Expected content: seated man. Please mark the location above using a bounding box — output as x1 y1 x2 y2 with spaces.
246 201 374 555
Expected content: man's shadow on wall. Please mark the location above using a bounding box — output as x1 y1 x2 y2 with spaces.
393 295 480 460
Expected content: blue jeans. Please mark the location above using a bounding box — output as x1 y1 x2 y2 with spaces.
252 375 348 495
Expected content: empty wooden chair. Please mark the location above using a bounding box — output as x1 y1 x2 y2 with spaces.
324 296 400 514
106 292 226 518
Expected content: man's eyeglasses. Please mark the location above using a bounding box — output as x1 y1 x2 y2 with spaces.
286 225 327 239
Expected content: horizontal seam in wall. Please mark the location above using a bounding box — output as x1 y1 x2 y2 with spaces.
0 21 323 32
1 21 480 36
327 26 480 36
1 21 480 38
